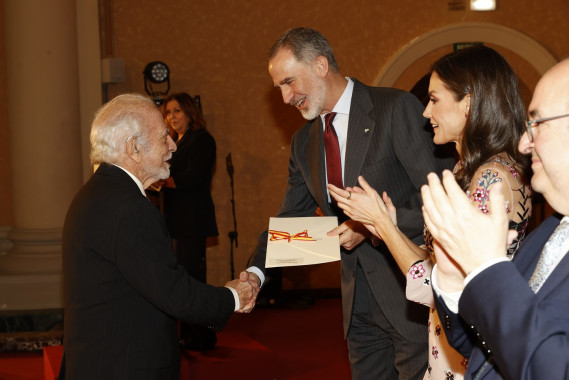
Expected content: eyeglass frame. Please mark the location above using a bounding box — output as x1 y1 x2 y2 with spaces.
526 113 569 142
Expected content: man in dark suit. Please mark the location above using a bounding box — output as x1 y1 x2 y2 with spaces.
421 58 569 379
61 93 253 380
241 28 454 379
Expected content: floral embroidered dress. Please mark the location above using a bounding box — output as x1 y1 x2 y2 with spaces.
406 155 532 380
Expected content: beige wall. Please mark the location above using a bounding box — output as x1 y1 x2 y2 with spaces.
1 0 568 288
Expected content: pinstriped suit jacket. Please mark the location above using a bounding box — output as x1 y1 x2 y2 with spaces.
251 79 454 339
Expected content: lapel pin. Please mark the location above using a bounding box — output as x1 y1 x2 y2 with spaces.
364 128 370 134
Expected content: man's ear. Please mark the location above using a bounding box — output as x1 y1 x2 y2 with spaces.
314 56 329 78
126 136 142 163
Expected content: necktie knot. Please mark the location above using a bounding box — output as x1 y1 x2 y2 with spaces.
325 112 337 129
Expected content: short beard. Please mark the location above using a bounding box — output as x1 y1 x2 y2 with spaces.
299 76 326 120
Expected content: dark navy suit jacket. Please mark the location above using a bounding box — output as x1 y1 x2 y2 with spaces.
436 213 569 379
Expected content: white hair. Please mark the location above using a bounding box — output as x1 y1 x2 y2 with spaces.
90 93 155 165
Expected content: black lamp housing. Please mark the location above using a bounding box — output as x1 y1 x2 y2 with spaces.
143 61 170 105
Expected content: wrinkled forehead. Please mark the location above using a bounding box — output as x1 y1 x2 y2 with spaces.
144 107 168 134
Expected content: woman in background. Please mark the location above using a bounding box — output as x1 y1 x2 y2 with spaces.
329 45 532 379
162 92 218 351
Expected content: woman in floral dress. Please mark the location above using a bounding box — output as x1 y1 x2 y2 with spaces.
329 45 532 379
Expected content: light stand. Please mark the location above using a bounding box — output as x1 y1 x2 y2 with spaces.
226 153 238 279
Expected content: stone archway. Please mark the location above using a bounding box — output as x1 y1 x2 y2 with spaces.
375 22 557 87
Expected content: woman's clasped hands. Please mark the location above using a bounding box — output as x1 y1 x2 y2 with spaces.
328 175 398 241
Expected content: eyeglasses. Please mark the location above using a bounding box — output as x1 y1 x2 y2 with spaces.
526 113 569 142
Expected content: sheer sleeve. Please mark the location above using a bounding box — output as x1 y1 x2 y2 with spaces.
466 157 532 258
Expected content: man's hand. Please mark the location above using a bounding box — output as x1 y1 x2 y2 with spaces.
236 271 260 313
421 171 509 275
225 276 254 313
328 219 369 250
431 240 467 292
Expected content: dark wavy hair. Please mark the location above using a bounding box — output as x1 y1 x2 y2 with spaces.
268 27 340 73
431 45 529 190
162 92 206 132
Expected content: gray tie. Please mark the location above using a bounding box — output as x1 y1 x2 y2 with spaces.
529 220 569 293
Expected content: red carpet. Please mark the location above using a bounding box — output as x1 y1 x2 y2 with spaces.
0 297 350 379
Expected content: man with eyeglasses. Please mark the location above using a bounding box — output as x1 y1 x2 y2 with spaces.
419 57 569 379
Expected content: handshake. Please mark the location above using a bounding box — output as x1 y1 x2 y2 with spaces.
224 271 261 313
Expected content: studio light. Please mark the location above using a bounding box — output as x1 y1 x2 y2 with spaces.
143 61 170 105
470 0 496 11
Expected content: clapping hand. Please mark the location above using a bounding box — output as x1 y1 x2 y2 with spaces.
421 171 509 276
328 176 397 240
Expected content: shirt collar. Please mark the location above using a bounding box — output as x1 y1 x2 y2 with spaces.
332 77 354 115
113 164 146 197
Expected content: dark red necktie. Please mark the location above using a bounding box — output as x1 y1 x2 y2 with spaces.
324 112 343 189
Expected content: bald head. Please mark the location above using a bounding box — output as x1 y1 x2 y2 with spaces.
519 58 569 215
529 58 569 119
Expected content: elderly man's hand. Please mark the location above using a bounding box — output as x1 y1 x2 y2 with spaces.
236 271 260 313
225 276 255 313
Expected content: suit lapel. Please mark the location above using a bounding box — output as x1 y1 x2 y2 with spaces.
344 80 375 188
537 250 569 296
531 215 569 296
516 215 563 285
305 118 330 212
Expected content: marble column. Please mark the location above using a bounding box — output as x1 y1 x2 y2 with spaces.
0 0 83 310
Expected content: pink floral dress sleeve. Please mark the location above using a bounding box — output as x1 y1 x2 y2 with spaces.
466 156 531 258
406 258 435 307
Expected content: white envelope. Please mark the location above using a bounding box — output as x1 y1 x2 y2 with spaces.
265 216 340 268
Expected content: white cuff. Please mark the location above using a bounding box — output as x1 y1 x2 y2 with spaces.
225 287 240 312
432 258 510 314
431 264 462 314
246 266 265 287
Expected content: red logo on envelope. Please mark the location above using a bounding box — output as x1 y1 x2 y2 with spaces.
268 230 316 242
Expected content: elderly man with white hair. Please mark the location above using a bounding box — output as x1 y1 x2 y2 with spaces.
61 94 253 380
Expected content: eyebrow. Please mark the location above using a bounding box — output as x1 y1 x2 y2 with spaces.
528 110 539 119
276 77 294 87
